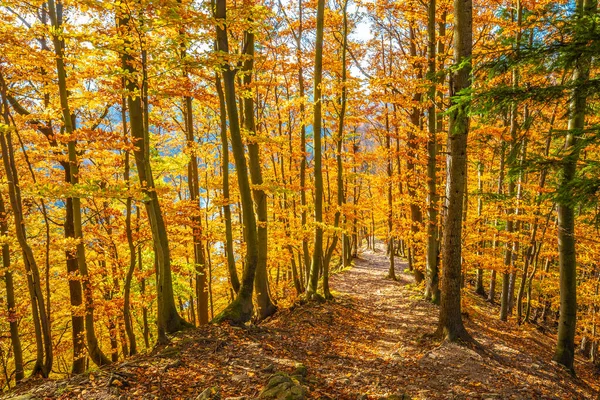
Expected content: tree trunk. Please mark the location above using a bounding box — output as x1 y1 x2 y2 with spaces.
116 7 190 341
242 18 277 319
323 0 349 297
123 132 138 355
47 0 112 364
425 0 440 303
177 9 210 325
474 162 486 297
215 73 240 294
0 72 87 375
306 0 326 300
553 0 596 371
406 22 424 282
0 193 24 384
436 0 473 342
213 0 261 323
0 100 53 377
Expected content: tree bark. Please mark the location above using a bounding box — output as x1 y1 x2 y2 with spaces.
425 0 440 303
306 0 326 300
215 73 240 294
0 192 24 384
213 0 261 323
436 0 473 342
241 15 277 319
553 0 596 371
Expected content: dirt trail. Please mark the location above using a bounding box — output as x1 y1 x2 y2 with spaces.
6 245 598 399
318 245 596 399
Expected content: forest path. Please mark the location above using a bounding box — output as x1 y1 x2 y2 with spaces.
9 245 597 400
262 243 596 399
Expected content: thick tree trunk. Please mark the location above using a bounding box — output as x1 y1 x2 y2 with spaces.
436 0 472 342
553 0 596 371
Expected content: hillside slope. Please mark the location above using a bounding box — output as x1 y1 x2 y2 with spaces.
4 247 597 399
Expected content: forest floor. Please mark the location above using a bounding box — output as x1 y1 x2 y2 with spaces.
4 245 599 400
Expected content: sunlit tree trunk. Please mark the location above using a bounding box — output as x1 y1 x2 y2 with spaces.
296 0 311 285
0 192 24 384
407 21 424 283
213 0 260 323
122 94 138 355
474 162 486 296
1 70 87 375
0 123 52 376
425 0 440 303
176 8 210 325
306 0 326 300
241 17 277 319
517 104 558 323
500 0 522 322
323 0 349 298
46 0 111 365
116 5 189 342
215 73 240 294
488 142 505 304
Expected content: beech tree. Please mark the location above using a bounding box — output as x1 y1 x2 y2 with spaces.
436 0 473 342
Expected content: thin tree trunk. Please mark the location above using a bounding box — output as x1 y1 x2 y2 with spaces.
123 98 138 354
407 22 424 283
517 106 558 322
0 93 53 378
116 7 189 341
213 0 261 323
242 17 277 319
0 193 24 383
500 1 523 321
323 0 349 297
47 0 111 363
178 9 210 325
306 0 326 300
475 162 486 296
215 73 240 294
425 0 440 303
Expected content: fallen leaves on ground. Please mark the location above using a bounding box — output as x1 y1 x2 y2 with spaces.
5 246 597 399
